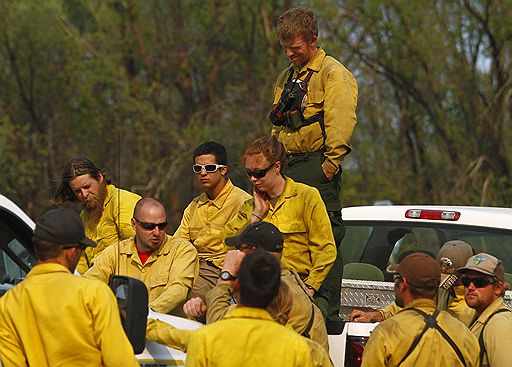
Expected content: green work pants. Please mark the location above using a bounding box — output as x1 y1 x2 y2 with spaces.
285 151 345 326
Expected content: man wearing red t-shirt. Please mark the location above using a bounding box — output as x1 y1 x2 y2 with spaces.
85 198 198 316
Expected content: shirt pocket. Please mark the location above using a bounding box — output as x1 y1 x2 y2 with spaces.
189 227 203 242
278 220 307 235
149 272 169 290
306 89 324 109
95 223 117 248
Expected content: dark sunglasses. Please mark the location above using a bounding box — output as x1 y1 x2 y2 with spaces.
392 274 403 282
134 218 168 231
245 163 275 179
192 164 225 174
461 277 496 288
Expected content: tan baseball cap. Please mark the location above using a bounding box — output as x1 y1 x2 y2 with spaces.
436 240 474 274
457 253 505 283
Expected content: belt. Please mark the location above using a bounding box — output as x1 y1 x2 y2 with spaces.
287 150 324 158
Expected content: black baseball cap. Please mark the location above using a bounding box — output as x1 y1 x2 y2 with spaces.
225 222 284 252
33 208 96 248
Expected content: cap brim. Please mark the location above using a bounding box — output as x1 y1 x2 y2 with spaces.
386 263 400 273
79 237 97 248
225 235 243 248
457 266 494 277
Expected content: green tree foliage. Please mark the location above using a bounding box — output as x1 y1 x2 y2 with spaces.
0 0 510 227
316 0 512 205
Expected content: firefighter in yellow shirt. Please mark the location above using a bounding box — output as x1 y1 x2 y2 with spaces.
458 253 512 367
361 253 479 367
0 208 138 367
174 142 250 301
350 240 475 326
51 156 141 274
270 7 358 331
85 197 198 315
224 136 336 311
186 249 322 367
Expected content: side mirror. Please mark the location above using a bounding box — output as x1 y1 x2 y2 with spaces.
109 275 148 354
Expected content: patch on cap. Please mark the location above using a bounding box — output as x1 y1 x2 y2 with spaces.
458 253 505 283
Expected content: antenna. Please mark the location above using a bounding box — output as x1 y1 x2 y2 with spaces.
116 128 121 277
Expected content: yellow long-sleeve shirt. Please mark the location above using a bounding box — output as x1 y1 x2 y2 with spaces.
174 179 250 267
186 306 323 367
362 298 479 367
379 285 475 326
84 234 198 315
469 297 512 367
272 47 358 174
205 268 329 351
0 263 138 367
225 177 336 291
77 184 141 274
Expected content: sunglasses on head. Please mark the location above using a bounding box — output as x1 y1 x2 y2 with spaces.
134 218 168 231
192 164 225 174
245 162 275 179
461 277 496 288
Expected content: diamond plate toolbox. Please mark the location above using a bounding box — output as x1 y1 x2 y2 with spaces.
340 279 395 319
339 280 512 320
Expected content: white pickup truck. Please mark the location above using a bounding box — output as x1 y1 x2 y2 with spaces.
1 196 512 366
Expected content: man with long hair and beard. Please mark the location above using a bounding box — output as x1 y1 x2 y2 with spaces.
51 156 141 274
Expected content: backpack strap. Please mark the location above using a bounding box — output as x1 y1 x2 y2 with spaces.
477 308 511 366
397 308 467 367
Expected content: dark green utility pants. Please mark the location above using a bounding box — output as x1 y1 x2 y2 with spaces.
285 151 345 327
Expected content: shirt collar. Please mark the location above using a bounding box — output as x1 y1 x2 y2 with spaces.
224 306 275 322
403 298 437 311
120 234 172 257
270 177 298 211
197 179 234 209
473 297 507 325
27 263 72 277
291 47 326 74
103 184 116 208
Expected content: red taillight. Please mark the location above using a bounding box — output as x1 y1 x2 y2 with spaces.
345 336 368 367
405 209 460 221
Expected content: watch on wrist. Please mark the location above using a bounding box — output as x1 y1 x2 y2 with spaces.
219 271 236 281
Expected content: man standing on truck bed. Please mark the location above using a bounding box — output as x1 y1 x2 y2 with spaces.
0 208 138 367
270 7 358 332
361 252 479 367
458 253 512 367
51 156 141 274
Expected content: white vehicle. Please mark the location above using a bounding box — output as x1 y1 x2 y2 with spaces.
337 205 512 366
2 196 512 366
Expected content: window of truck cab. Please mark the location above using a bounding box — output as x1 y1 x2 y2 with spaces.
341 221 512 283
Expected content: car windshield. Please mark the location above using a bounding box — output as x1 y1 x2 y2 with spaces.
341 221 512 283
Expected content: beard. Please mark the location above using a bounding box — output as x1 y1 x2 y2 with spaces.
82 184 108 229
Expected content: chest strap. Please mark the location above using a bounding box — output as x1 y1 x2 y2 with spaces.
476 308 511 366
397 308 466 367
285 69 326 139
